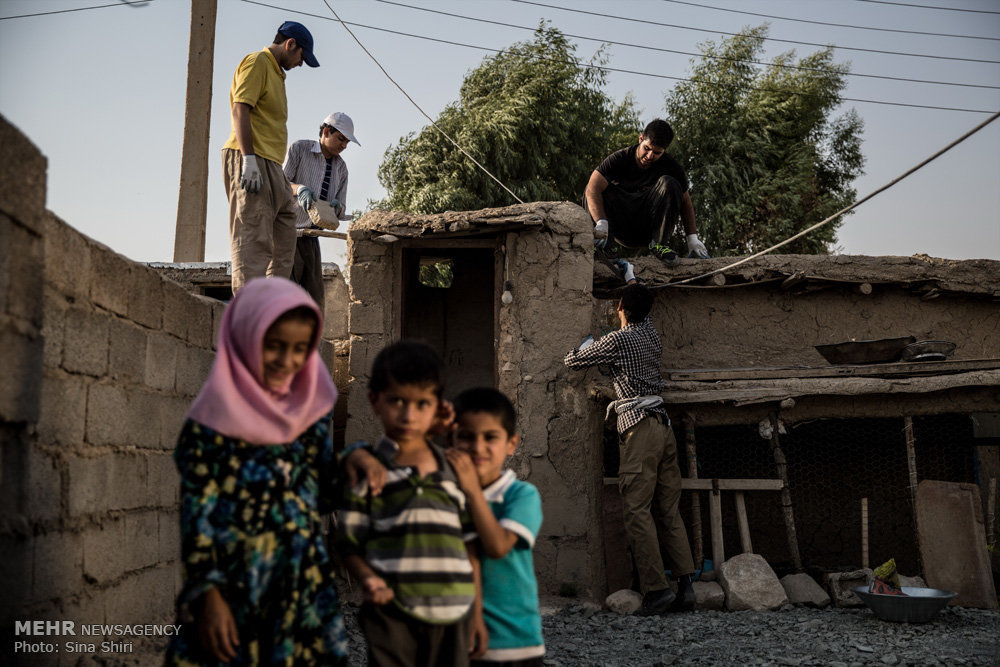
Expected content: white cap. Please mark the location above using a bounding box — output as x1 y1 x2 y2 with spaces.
322 112 360 146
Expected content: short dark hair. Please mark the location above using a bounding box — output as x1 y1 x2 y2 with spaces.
369 340 444 397
642 119 674 149
273 30 294 46
619 283 654 323
453 387 518 436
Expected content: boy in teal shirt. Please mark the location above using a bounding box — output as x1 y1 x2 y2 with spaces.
446 388 545 667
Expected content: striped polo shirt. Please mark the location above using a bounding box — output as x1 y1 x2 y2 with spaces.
335 436 476 623
282 140 349 229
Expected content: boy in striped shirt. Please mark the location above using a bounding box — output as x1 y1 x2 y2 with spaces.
446 388 545 667
336 341 487 666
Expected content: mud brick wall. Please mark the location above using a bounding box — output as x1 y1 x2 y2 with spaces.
0 117 224 663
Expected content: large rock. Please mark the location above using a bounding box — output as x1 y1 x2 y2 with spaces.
718 553 789 611
824 568 872 607
899 574 927 589
693 581 725 610
604 589 642 615
781 573 831 608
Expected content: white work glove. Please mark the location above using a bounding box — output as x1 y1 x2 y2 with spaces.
239 154 262 194
594 219 609 249
579 335 595 351
685 233 711 259
296 186 317 211
613 259 636 283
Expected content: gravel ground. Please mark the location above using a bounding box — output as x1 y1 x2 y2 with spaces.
343 598 1000 666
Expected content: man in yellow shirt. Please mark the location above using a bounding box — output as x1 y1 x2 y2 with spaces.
222 21 319 294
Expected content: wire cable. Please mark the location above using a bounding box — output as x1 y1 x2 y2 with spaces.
510 0 1000 64
655 109 1000 288
241 1 999 114
315 0 525 205
854 0 1000 15
661 0 999 41
376 0 999 91
0 0 151 21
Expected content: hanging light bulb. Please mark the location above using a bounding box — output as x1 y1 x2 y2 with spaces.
501 280 513 305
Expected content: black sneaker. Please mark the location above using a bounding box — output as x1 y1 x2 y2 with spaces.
649 243 680 267
670 578 696 612
634 587 676 616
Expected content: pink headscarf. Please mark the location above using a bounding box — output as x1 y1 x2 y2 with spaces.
186 277 338 445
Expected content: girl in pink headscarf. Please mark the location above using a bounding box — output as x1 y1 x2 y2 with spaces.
165 277 383 666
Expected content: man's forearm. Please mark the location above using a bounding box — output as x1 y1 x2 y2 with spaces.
681 192 697 235
231 103 255 156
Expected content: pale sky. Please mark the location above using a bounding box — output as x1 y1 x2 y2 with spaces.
1 0 998 269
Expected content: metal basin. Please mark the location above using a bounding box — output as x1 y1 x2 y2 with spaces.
852 586 957 623
815 336 916 365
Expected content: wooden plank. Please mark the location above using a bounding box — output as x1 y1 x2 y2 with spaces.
298 228 347 239
861 497 869 570
682 415 704 568
709 489 724 568
735 491 752 554
667 358 1000 382
770 414 803 571
681 478 784 491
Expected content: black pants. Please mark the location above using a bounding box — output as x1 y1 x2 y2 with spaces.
361 602 472 667
601 175 684 250
291 235 325 311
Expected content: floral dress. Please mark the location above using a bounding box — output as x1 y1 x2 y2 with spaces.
164 415 349 666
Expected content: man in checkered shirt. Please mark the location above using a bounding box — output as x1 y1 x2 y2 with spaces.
564 282 695 616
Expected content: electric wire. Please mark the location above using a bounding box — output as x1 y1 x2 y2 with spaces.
0 0 151 21
510 0 1000 64
376 0 1000 91
854 0 1000 15
241 1 998 114
660 0 999 41
652 109 1000 288
315 0 525 205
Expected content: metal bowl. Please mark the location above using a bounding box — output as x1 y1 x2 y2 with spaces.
851 586 957 623
900 340 956 362
814 337 916 365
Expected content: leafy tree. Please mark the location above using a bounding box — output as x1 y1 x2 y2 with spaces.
377 24 638 213
665 26 865 255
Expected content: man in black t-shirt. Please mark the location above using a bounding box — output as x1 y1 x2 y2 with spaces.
585 119 710 263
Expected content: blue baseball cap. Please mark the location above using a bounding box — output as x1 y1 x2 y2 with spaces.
278 21 319 68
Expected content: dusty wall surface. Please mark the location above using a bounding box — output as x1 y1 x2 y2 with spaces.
0 117 220 662
345 202 607 598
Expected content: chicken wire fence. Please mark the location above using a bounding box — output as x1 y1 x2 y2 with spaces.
604 413 980 576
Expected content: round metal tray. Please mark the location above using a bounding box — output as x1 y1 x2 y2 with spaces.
852 586 956 623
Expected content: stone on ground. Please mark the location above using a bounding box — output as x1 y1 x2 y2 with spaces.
780 573 831 608
718 553 789 611
824 568 872 607
604 589 641 615
899 574 927 588
692 580 725 610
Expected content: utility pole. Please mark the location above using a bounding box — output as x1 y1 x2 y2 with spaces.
172 0 218 262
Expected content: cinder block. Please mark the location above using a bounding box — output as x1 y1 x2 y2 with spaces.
159 394 192 449
158 510 180 564
0 117 48 233
130 388 166 449
42 214 93 302
32 530 84 602
348 301 386 334
175 346 214 397
41 287 66 363
124 511 160 572
103 565 176 627
557 251 594 292
145 332 179 391
90 248 132 317
161 279 192 340
186 294 216 348
128 264 164 329
38 371 88 446
3 218 44 327
82 517 126 584
211 299 227 350
148 451 179 507
108 316 147 384
62 307 110 377
85 383 128 447
346 261 389 301
67 452 112 516
0 318 43 423
26 446 63 524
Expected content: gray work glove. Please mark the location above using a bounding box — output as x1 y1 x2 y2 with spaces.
594 219 609 249
613 259 636 283
239 154 262 194
579 335 595 351
297 186 317 211
685 233 711 259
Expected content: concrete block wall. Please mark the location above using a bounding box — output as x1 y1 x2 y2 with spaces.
0 117 224 664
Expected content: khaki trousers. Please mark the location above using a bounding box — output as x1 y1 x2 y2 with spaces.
618 414 695 593
222 148 298 292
